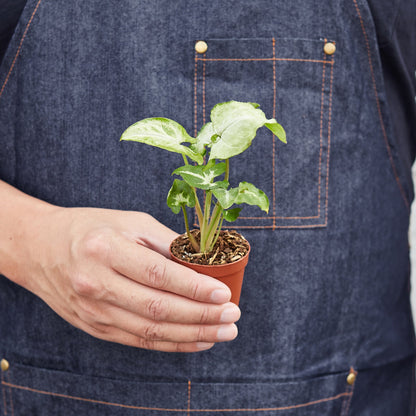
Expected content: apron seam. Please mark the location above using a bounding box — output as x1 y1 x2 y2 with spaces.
0 0 43 101
351 0 410 211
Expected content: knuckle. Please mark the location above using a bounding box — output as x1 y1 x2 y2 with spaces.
196 325 206 342
199 306 210 325
188 279 201 300
145 297 167 321
79 227 114 261
71 272 102 298
145 262 168 289
138 212 154 223
142 322 164 341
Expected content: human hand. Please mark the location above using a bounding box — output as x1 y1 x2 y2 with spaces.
10 206 241 352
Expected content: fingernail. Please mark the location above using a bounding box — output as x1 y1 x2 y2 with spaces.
217 325 238 342
220 306 241 323
210 288 231 303
196 342 214 350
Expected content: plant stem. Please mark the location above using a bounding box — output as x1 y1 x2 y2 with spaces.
205 203 222 248
209 215 224 251
181 205 199 252
225 159 230 182
200 191 212 253
182 153 203 226
193 190 203 227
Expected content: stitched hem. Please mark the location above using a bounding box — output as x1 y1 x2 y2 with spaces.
0 381 351 413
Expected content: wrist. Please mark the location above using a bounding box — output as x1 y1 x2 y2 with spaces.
0 181 58 288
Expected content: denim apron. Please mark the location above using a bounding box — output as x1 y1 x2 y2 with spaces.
0 0 415 414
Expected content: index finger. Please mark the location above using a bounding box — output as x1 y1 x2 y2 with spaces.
110 234 232 304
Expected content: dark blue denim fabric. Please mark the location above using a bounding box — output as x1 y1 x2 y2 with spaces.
367 0 416 182
0 0 415 414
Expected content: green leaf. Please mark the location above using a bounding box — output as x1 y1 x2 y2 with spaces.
173 163 227 190
213 182 269 213
223 208 242 222
234 182 269 213
120 117 203 164
208 101 270 160
166 179 196 214
265 119 287 143
212 187 239 209
190 122 216 155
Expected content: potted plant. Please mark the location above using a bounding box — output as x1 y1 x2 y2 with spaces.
121 101 286 304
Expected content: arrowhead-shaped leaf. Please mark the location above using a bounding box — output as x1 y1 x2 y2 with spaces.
265 119 287 143
213 182 269 212
120 117 203 164
173 163 228 190
166 179 196 214
212 187 239 209
234 182 269 213
209 101 270 160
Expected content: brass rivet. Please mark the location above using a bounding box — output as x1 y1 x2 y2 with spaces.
195 40 208 54
1 359 9 372
324 42 336 55
347 371 356 385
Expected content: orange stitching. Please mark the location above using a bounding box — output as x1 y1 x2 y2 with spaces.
340 393 351 416
187 380 191 416
352 0 409 210
272 38 277 230
324 56 335 225
238 215 320 220
202 61 206 125
0 0 43 100
1 381 350 412
5 375 13 416
273 215 319 219
1 381 184 412
196 57 334 65
226 223 326 229
1 373 7 416
343 369 357 416
189 392 351 412
194 52 198 137
340 369 357 416
317 42 327 218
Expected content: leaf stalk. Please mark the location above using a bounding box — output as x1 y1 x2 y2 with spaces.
181 205 199 252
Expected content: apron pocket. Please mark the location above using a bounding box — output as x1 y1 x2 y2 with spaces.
193 37 335 229
2 362 356 415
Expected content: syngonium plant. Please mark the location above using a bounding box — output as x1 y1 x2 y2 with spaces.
121 101 286 255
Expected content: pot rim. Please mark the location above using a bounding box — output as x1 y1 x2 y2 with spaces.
169 231 251 270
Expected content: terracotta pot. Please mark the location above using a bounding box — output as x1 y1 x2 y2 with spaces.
169 238 250 305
